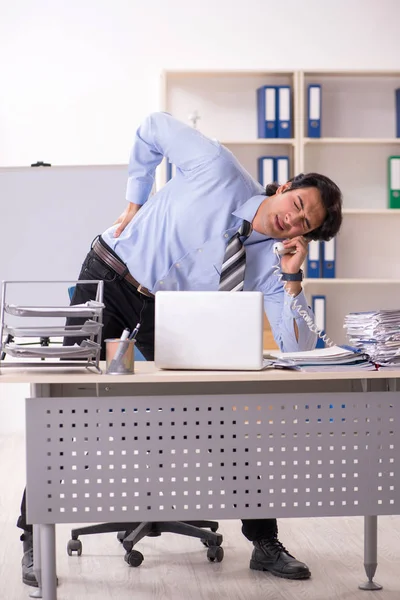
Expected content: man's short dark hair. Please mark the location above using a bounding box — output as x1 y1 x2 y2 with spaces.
265 173 343 241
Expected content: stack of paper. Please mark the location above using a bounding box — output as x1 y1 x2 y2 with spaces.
344 310 400 366
263 345 374 371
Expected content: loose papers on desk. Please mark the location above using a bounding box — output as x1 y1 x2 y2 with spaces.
263 345 374 371
344 310 400 366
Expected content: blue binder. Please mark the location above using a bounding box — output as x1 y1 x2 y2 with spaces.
312 295 326 348
257 156 290 186
166 161 176 181
396 88 400 138
275 156 290 184
257 86 277 138
276 86 291 138
322 238 336 278
307 84 321 138
306 240 321 278
257 156 275 187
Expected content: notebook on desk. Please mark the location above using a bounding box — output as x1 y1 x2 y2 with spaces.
154 291 265 370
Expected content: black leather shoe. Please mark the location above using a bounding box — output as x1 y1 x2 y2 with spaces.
250 536 311 580
21 531 59 588
21 531 38 587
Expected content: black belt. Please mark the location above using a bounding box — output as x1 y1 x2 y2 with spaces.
92 237 155 299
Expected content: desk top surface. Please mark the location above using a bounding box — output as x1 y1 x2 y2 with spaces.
0 361 400 384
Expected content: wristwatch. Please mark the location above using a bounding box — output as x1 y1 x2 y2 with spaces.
281 269 303 282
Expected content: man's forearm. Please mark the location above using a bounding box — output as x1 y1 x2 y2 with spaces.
283 281 302 297
278 288 317 352
283 282 302 341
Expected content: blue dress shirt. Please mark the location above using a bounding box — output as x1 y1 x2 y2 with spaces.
102 112 317 352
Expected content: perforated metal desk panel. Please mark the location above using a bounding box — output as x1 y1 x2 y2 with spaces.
26 389 398 524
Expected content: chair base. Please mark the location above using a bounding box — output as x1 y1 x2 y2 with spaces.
67 520 224 566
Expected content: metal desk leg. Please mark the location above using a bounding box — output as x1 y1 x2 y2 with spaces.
29 384 51 599
29 524 42 598
40 524 57 600
359 516 382 590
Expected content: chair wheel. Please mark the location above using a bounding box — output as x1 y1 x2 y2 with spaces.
207 546 224 562
67 539 82 556
124 550 144 567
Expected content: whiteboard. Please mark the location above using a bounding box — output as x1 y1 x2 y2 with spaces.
0 165 128 307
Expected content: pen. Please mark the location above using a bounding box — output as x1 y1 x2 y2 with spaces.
120 328 130 341
108 328 130 372
128 323 141 340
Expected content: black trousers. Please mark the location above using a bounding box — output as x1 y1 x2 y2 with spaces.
18 240 278 542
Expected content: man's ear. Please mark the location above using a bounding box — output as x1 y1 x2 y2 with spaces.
277 181 292 194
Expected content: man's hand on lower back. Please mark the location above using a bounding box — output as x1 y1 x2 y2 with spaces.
113 203 141 237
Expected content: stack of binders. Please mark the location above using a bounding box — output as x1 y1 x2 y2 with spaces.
387 89 399 206
257 85 292 138
306 239 336 278
257 156 290 186
256 83 322 139
307 237 336 348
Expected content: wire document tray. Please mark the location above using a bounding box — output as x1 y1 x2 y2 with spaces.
3 319 102 338
0 280 104 373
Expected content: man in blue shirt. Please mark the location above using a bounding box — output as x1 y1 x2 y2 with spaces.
19 112 342 586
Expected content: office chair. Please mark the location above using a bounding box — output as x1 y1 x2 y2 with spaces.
66 284 223 565
67 519 223 566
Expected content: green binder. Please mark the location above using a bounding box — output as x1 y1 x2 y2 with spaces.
388 156 400 208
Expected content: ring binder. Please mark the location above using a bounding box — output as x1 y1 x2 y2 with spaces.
277 86 292 138
322 238 336 278
307 84 321 138
307 240 321 278
312 295 326 349
257 86 277 138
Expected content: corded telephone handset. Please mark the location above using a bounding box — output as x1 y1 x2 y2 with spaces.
272 241 293 256
272 241 333 347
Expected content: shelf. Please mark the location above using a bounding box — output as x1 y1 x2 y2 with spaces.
304 279 400 285
221 139 295 146
302 70 400 77
303 138 400 145
343 209 400 215
163 69 295 78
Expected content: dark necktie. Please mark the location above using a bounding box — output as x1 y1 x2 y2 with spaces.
218 220 252 291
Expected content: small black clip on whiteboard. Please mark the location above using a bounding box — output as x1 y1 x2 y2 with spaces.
31 161 51 167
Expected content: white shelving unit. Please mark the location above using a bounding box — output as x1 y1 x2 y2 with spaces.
159 70 299 190
160 69 400 346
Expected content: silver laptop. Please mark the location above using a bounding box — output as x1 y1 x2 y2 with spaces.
154 291 264 370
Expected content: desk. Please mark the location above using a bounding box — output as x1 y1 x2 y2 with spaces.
2 363 400 600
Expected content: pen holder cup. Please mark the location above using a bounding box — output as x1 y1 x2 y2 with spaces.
105 338 136 375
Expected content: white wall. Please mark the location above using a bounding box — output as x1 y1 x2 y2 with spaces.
0 384 27 434
1 0 399 167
